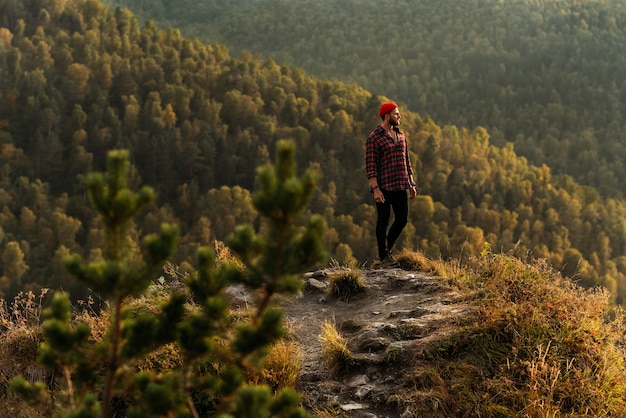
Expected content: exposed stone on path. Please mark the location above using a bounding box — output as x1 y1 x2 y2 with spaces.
282 267 474 417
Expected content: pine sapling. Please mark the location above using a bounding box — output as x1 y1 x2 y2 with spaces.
11 141 326 418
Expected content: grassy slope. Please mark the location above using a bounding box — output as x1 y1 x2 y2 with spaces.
2 250 626 416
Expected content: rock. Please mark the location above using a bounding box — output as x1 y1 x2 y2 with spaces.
340 402 368 411
224 284 252 308
307 278 328 291
304 269 330 279
347 374 370 387
358 337 389 352
355 384 373 399
358 330 379 340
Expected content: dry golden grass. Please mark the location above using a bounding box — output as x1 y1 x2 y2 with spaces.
401 251 626 417
0 291 49 379
214 239 245 270
318 320 355 375
6 248 626 417
259 339 302 392
311 408 350 418
0 279 304 417
394 249 439 273
0 289 49 331
395 249 474 288
327 270 366 302
0 290 53 418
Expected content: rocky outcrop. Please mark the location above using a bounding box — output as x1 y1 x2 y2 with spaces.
284 268 473 417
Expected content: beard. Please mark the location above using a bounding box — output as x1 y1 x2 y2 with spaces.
389 118 399 127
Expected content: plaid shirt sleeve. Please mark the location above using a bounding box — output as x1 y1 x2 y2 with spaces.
366 126 413 192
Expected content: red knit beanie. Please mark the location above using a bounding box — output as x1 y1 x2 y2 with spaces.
379 102 398 117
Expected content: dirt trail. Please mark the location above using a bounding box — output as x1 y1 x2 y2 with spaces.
281 267 473 417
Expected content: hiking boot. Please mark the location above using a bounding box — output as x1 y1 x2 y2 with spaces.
379 255 400 269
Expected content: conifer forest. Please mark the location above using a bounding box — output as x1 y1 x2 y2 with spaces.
2 0 626 305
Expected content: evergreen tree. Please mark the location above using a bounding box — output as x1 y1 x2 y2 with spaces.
1 241 29 287
10 141 325 417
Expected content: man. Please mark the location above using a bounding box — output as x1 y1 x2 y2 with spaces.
365 102 417 267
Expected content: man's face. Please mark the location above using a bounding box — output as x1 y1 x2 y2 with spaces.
389 108 401 126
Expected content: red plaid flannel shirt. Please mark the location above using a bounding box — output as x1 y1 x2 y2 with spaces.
366 125 413 191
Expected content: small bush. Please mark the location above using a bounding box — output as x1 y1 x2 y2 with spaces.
327 270 366 302
394 249 437 273
259 339 302 391
318 320 355 375
0 289 49 331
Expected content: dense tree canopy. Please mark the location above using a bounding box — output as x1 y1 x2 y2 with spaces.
104 0 626 199
2 0 626 306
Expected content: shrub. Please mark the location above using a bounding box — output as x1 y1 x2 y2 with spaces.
259 339 303 391
318 320 355 375
327 270 366 302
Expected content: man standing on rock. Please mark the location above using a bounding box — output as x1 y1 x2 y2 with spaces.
366 101 417 267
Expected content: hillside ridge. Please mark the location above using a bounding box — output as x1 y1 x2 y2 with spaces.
5 0 626 305
103 0 626 198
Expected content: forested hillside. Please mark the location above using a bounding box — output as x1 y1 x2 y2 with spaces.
102 0 626 199
3 0 626 306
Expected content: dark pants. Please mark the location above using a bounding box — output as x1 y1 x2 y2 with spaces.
375 189 408 260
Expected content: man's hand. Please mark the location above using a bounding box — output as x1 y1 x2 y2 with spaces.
409 186 417 199
374 188 385 203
